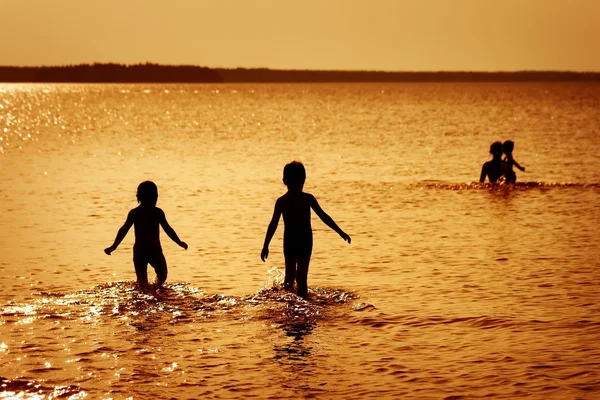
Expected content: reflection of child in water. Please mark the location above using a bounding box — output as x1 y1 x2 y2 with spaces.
503 140 525 184
104 181 187 292
261 161 351 299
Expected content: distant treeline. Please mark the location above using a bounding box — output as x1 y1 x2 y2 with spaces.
0 63 599 83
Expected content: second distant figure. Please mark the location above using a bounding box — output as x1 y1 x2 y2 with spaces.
261 161 351 299
503 140 525 184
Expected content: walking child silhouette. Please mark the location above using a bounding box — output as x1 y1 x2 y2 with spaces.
261 162 351 299
104 181 188 292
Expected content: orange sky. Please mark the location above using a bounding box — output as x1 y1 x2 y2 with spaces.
1 0 599 71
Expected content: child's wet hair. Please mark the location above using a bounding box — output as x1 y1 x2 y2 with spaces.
503 140 515 154
136 181 158 204
283 161 306 185
490 141 503 156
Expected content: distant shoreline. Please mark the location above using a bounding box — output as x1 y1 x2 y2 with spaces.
1 63 599 83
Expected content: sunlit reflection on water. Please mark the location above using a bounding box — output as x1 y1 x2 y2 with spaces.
1 83 600 398
0 278 362 398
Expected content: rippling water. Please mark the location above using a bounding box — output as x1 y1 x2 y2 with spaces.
1 83 600 399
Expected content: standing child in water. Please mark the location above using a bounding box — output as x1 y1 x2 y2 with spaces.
503 140 525 184
479 141 505 183
261 161 351 299
104 181 188 292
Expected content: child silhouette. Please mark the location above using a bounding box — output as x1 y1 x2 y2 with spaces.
261 161 350 299
503 140 525 184
104 181 187 292
479 141 505 183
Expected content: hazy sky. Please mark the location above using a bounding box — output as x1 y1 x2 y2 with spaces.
1 0 599 71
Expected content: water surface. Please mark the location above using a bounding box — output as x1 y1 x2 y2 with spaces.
1 83 599 399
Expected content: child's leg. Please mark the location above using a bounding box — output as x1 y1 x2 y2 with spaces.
295 256 311 299
283 254 297 291
505 171 516 184
133 257 150 291
149 253 168 288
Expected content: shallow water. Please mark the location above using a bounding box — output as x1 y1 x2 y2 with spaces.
1 83 600 398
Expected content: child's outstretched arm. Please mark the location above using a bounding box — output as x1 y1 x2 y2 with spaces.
513 159 525 172
104 211 134 255
310 195 351 243
159 209 188 250
261 200 282 261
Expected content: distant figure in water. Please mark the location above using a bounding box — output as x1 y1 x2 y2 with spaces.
479 141 505 183
261 161 351 299
503 140 525 184
104 181 188 292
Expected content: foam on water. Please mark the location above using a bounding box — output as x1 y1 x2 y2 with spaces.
0 275 364 399
415 181 600 191
2 278 360 326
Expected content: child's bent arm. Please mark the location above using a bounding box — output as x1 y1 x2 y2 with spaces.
310 195 351 243
479 164 487 183
159 210 187 249
105 211 134 254
261 200 282 261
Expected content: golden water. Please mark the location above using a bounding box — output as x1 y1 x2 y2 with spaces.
1 83 599 399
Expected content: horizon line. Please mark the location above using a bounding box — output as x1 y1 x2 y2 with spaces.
1 63 599 74
1 64 599 83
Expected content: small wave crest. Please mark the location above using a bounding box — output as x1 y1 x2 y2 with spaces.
0 377 85 399
415 181 600 191
349 313 567 331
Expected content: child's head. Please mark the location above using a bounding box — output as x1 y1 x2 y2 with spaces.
503 140 514 155
490 141 503 157
136 181 158 205
283 161 306 187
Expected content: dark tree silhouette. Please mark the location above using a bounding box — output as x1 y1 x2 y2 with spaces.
0 63 598 83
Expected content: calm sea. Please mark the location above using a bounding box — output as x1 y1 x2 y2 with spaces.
1 83 599 399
